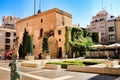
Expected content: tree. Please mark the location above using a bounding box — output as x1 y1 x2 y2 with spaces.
26 35 33 55
20 28 33 58
42 36 49 53
18 44 23 59
18 28 28 58
22 28 28 56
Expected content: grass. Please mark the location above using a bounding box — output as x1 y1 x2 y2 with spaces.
47 60 102 69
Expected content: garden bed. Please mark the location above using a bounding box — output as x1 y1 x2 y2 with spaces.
47 60 102 69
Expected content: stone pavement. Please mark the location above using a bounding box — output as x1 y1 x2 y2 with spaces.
0 59 120 80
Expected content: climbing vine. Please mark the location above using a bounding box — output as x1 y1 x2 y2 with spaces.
65 26 99 58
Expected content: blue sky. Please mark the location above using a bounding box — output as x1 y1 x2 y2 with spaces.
0 0 120 27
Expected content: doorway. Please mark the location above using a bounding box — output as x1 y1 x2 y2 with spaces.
58 47 62 58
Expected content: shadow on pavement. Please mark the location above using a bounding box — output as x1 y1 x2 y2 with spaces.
88 74 120 80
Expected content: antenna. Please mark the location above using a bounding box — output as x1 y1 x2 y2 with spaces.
110 4 113 14
38 0 41 13
104 7 106 11
13 5 16 17
39 0 41 10
102 0 103 10
34 0 36 14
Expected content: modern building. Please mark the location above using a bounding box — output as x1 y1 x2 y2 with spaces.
16 8 72 59
2 16 19 29
87 10 117 44
0 16 19 59
0 28 16 59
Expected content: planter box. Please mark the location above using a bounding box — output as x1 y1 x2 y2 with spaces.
67 65 120 75
21 62 39 68
25 55 34 60
43 64 61 70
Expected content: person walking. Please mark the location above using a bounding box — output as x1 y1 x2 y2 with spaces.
9 48 21 80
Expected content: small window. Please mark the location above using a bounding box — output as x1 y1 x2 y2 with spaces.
59 39 61 42
13 39 16 42
58 30 61 35
109 26 114 32
41 19 43 23
100 18 104 21
109 34 115 40
5 45 10 50
100 26 104 28
40 29 43 38
14 33 16 36
5 39 10 43
95 19 99 22
6 32 11 37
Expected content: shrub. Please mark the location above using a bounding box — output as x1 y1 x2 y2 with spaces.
46 60 102 69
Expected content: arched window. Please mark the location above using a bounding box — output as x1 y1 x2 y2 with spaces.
41 19 43 23
40 29 43 38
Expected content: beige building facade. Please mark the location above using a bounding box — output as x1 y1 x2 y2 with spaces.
0 16 19 59
0 28 16 59
106 16 116 43
16 8 72 59
116 17 120 43
87 10 117 44
88 10 109 44
2 16 19 29
0 28 16 50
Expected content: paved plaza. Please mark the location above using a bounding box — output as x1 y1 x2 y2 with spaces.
0 60 120 80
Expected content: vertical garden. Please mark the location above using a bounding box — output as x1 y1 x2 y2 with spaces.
65 26 99 58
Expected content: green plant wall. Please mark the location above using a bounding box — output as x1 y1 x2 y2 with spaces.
65 27 72 55
65 26 99 58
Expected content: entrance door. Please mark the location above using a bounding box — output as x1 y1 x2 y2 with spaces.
58 47 62 58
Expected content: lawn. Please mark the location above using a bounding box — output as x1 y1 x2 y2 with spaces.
47 60 102 69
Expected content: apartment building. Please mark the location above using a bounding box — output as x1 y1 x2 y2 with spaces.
0 28 16 59
2 16 19 29
87 10 117 44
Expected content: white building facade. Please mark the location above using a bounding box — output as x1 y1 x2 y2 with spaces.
87 10 116 44
0 28 16 59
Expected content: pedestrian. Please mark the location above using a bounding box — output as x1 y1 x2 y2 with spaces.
9 48 21 80
4 50 10 60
